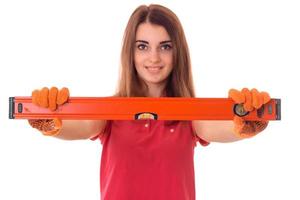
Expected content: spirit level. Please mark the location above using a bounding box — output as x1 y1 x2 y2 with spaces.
9 97 281 121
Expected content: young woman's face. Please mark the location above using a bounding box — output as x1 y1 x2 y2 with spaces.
134 23 173 88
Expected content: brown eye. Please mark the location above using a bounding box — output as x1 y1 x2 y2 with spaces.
161 44 172 50
137 44 148 50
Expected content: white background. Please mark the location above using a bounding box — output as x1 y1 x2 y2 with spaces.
1 0 299 199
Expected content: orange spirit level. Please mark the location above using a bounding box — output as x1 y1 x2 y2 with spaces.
9 97 281 121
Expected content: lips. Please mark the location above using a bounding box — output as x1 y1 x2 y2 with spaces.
145 66 163 69
145 66 163 73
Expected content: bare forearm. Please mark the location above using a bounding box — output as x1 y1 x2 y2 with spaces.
193 120 268 143
193 120 242 143
54 120 106 140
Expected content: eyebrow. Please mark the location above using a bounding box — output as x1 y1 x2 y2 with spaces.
135 40 172 44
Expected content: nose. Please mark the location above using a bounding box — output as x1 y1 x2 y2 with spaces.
149 49 161 63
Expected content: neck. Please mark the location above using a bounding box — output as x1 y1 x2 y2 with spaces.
146 83 166 97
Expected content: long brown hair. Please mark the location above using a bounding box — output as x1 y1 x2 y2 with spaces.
116 4 195 97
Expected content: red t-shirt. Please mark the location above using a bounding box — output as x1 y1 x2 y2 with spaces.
93 120 209 200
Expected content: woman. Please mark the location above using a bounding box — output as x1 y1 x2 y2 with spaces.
29 4 270 200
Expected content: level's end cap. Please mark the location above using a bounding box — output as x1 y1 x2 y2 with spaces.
275 98 281 120
9 97 15 119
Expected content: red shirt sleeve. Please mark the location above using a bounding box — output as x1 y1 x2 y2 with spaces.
190 121 210 146
90 120 112 145
194 134 210 146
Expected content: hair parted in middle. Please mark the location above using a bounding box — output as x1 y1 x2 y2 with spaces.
116 4 195 98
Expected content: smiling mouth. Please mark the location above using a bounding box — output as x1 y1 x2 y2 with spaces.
145 66 163 70
145 66 163 73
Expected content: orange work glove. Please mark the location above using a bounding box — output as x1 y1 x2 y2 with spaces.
28 87 69 136
228 88 271 138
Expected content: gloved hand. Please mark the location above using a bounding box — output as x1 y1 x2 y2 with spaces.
228 88 271 138
28 87 69 136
